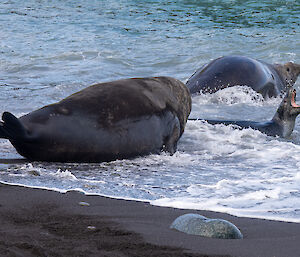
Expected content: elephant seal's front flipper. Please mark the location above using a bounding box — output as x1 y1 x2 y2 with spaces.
163 113 180 155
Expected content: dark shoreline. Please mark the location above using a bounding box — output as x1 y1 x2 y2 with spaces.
0 183 300 257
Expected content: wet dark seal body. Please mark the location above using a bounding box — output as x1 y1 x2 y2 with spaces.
187 56 300 98
190 88 300 138
0 77 191 162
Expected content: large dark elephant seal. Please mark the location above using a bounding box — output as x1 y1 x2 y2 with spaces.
190 87 300 138
0 77 191 162
186 56 300 98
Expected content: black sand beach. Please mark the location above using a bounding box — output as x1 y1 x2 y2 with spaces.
0 183 300 257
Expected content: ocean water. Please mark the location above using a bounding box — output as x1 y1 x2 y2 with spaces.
0 0 300 222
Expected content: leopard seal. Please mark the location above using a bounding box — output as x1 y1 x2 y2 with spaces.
187 56 300 98
0 77 191 162
190 87 300 138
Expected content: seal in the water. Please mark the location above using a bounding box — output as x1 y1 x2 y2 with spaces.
186 56 300 98
0 77 191 162
190 87 300 138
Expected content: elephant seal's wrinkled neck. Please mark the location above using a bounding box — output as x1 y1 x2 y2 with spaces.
271 87 300 138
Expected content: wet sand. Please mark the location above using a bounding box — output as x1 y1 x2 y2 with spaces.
0 182 300 257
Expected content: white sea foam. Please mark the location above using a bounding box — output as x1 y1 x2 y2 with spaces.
192 86 280 106
52 169 78 180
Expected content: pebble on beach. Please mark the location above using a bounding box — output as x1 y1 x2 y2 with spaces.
170 213 243 239
79 201 90 206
